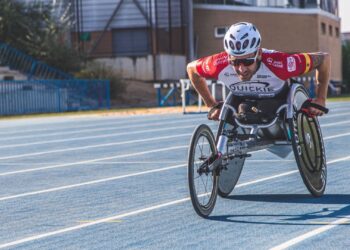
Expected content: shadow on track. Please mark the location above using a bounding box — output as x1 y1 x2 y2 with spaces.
227 194 350 204
208 194 350 225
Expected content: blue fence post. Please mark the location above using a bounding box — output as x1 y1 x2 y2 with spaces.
157 88 162 107
106 80 111 109
28 61 37 80
172 86 176 106
0 79 111 115
309 77 315 98
57 80 61 113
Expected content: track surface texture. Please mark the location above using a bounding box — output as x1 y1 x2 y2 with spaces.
0 102 350 249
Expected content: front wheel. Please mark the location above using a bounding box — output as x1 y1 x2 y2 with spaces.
188 124 218 218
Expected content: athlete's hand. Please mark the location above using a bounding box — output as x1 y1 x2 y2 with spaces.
208 108 221 120
207 102 223 121
309 98 326 116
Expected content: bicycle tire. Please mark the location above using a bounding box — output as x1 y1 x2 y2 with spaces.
188 124 218 218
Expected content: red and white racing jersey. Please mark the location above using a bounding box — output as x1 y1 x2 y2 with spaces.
196 49 312 97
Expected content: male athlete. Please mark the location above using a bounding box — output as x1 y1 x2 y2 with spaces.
187 22 330 121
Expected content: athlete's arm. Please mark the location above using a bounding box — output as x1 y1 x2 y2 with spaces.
309 52 331 107
186 61 217 108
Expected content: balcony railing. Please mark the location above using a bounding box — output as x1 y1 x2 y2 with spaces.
194 0 338 16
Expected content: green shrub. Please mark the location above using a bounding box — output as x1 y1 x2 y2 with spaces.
41 39 83 73
342 42 350 93
0 0 82 74
75 62 126 99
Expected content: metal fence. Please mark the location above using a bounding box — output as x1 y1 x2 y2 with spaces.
0 42 72 80
0 79 110 115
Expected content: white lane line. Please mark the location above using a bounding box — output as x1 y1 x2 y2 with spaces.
0 145 188 176
0 115 342 152
269 216 350 250
0 197 191 249
324 132 350 140
72 161 187 164
0 125 343 176
327 155 350 164
235 171 298 187
267 155 350 249
0 117 202 142
326 106 350 112
0 112 341 151
0 124 196 149
0 155 349 203
0 133 192 160
0 161 186 166
0 114 197 136
0 164 187 201
0 116 341 160
322 120 350 127
1 154 350 249
246 160 294 162
320 111 350 118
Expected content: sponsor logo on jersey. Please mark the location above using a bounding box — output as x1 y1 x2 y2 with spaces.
287 56 296 72
204 58 210 73
272 61 283 68
263 49 276 54
224 72 237 77
266 57 283 68
267 57 273 65
257 74 271 79
229 81 274 93
214 55 229 66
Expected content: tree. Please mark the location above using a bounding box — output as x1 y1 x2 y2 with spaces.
342 42 350 93
0 0 82 73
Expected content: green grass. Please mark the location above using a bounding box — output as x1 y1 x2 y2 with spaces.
327 94 350 102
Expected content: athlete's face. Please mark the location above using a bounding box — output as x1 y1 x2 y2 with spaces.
229 49 261 81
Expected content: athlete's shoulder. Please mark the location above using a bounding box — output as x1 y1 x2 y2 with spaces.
196 51 229 79
261 49 287 69
261 48 310 80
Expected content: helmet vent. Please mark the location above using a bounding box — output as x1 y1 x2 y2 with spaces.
256 38 261 47
250 37 256 48
236 41 241 51
243 39 249 49
240 33 248 40
229 41 235 50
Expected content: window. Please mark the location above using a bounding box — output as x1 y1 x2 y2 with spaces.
215 26 229 38
329 25 333 36
321 22 326 35
335 27 339 38
112 28 150 56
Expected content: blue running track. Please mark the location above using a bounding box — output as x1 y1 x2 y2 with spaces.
0 102 350 249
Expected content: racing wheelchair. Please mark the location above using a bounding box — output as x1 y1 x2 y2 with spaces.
187 82 329 218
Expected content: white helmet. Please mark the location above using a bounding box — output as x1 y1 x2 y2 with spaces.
224 22 261 56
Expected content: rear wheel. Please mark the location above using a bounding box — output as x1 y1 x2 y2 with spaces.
289 89 327 197
188 124 218 217
216 122 245 197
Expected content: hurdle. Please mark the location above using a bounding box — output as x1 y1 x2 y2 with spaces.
180 79 227 114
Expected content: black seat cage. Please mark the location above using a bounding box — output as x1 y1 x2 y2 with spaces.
218 83 308 133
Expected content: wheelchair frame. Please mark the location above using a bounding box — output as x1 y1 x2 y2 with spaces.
188 83 327 218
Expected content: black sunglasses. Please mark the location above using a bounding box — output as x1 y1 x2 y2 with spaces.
229 53 258 67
